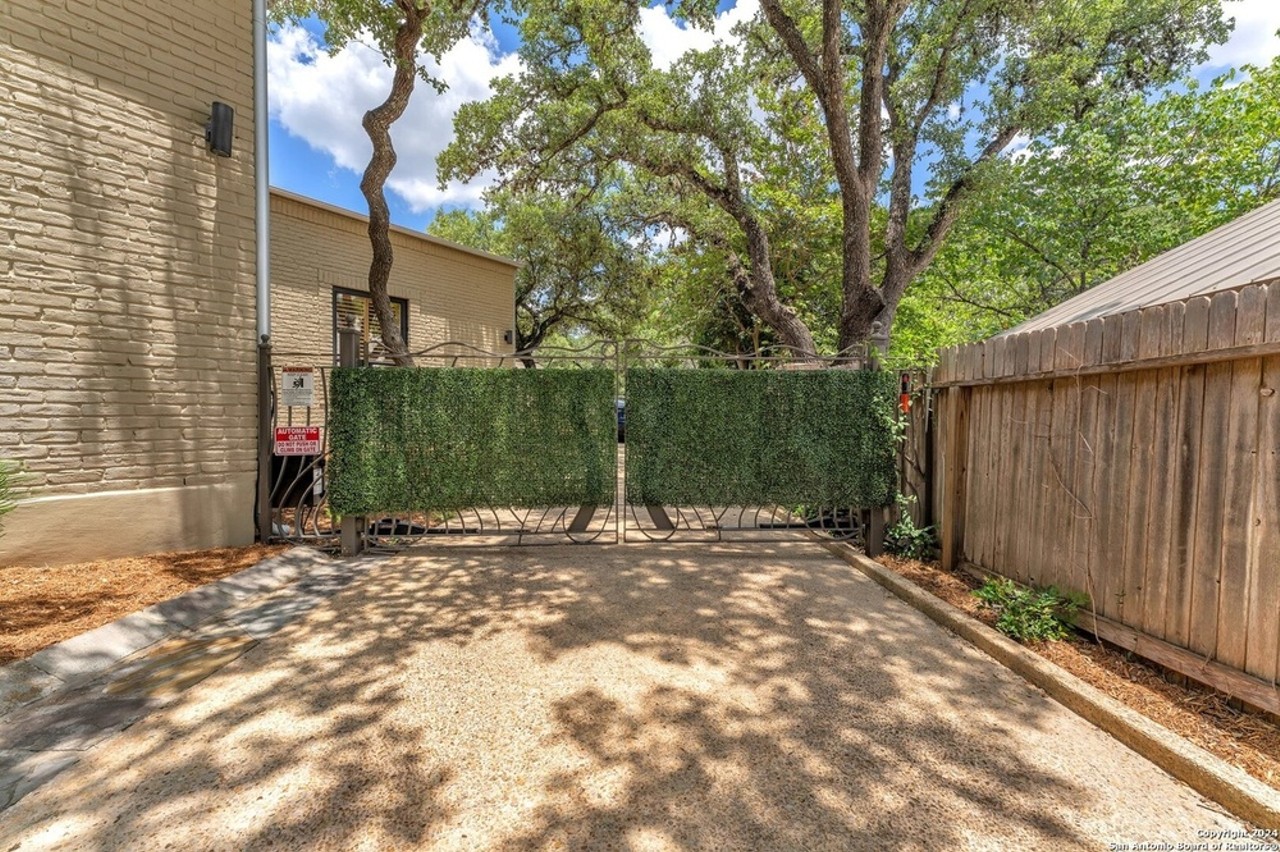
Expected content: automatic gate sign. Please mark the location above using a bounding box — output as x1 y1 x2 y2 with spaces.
281 366 314 407
274 426 321 456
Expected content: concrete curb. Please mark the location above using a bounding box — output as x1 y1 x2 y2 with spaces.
0 546 336 719
818 540 1280 831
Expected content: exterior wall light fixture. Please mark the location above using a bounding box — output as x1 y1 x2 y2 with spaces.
206 101 234 157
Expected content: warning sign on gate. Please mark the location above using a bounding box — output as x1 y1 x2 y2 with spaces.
281 366 314 407
274 426 321 456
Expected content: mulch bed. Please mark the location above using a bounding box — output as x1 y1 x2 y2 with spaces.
878 553 1280 792
0 543 289 664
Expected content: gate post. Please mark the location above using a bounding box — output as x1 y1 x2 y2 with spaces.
864 323 890 557
337 327 364 557
256 335 273 542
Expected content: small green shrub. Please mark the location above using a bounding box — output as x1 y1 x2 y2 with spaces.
972 577 1085 643
884 493 936 559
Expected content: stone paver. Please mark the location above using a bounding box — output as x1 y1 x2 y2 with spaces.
0 541 1264 850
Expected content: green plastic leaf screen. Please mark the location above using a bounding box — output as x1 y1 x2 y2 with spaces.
624 368 898 508
328 367 616 515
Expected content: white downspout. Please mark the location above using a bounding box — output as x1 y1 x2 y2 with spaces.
253 0 272 542
254 0 270 339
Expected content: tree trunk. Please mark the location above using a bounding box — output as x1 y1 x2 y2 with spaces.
358 6 424 367
728 232 820 359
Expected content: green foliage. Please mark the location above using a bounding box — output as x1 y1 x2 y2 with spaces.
428 187 653 353
328 367 616 515
270 0 482 80
443 0 1227 354
973 577 1087 643
913 55 1280 336
884 494 936 560
0 460 17 536
625 368 898 508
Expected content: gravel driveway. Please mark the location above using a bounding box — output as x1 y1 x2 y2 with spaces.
0 541 1251 850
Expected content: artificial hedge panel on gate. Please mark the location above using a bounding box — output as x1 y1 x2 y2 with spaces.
328 367 616 515
624 367 898 508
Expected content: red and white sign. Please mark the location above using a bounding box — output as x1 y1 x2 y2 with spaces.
274 426 321 456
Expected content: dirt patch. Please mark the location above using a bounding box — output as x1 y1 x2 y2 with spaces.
0 544 289 664
878 553 1280 792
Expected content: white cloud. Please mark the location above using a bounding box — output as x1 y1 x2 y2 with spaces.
636 0 758 70
268 23 521 212
1201 0 1280 69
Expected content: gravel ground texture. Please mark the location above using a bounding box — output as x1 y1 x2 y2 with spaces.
0 541 1256 851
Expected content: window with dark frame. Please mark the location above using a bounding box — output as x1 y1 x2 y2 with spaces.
332 288 409 364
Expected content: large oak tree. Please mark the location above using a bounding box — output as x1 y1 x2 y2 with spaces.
272 0 486 365
441 0 1228 356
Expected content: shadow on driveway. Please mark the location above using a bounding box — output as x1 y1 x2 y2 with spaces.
0 542 1245 850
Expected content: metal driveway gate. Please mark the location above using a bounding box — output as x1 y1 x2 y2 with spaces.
259 334 894 553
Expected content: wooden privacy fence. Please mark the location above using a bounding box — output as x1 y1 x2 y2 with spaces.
930 280 1280 712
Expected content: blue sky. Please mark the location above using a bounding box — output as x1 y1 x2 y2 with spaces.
266 0 1280 234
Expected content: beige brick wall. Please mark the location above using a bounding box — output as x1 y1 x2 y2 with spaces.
269 190 517 363
0 0 258 565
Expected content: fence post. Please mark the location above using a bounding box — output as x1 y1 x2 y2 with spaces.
256 335 273 543
337 327 364 557
938 385 970 571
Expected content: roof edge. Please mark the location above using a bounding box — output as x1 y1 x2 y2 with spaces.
269 187 524 270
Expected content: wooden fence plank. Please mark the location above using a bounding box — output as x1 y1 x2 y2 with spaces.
1186 297 1238 658
1138 305 1163 361
1183 295 1211 353
1163 301 1185 357
1215 357 1262 672
1025 330 1042 375
1059 320 1088 377
1142 367 1181 641
1267 283 1280 343
1245 354 1280 683
1014 332 1031 378
1083 318 1105 369
1166 363 1206 650
1047 376 1081 595
963 387 987 567
992 383 1019 574
1102 314 1125 364
1237 285 1266 345
1209 290 1240 351
1121 310 1142 362
1070 610 1280 717
1072 376 1102 606
974 387 998 569
1009 381 1038 583
939 387 970 571
1039 327 1059 376
1091 373 1123 620
1117 371 1149 626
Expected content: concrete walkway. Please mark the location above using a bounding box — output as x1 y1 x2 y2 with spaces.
0 547 380 812
0 542 1257 850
